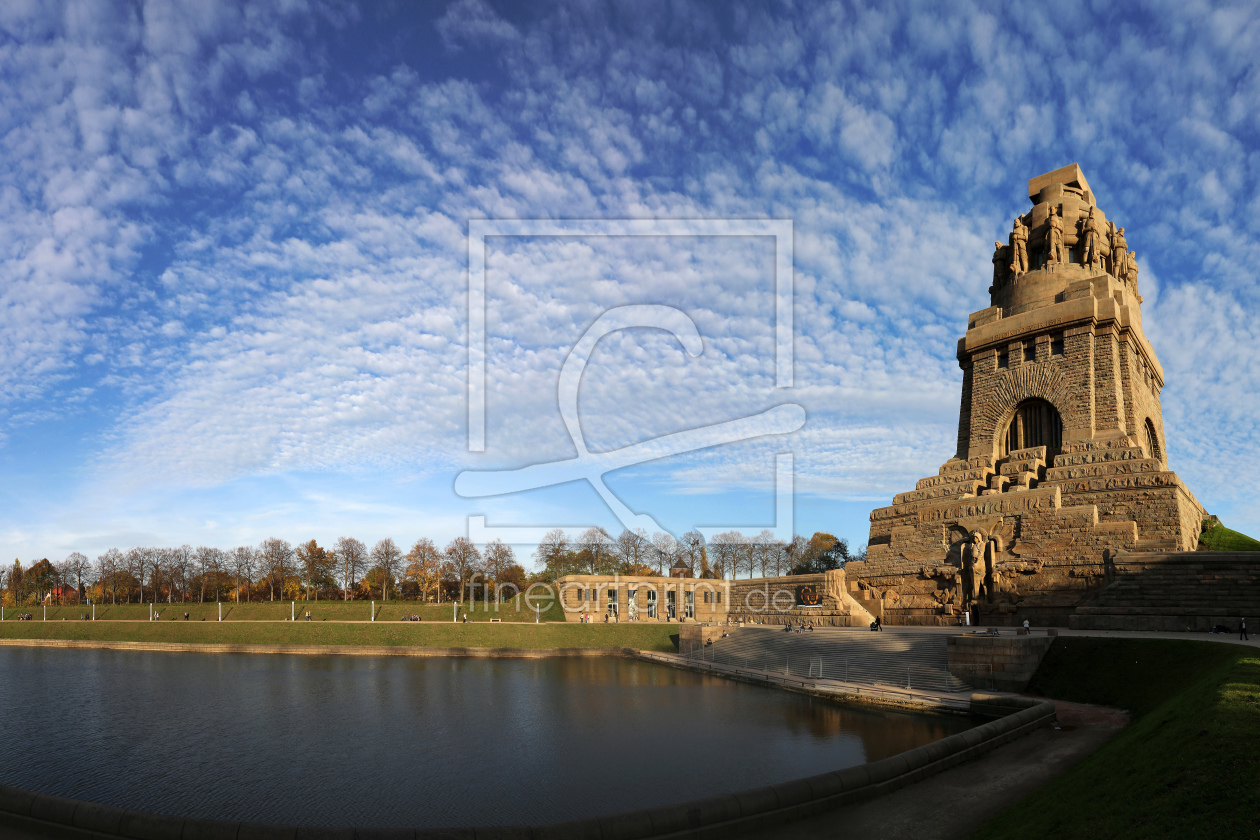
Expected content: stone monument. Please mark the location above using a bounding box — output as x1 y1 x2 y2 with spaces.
845 164 1206 626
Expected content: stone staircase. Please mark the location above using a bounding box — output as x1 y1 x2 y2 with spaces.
1070 551 1260 631
679 626 971 694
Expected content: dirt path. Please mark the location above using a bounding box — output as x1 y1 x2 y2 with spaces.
733 699 1126 840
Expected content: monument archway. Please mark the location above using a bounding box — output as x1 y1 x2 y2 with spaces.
1000 398 1062 457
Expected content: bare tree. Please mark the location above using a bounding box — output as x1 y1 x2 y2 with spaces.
369 538 404 600
405 538 443 603
616 528 650 572
534 528 570 563
63 552 90 602
579 527 615 575
650 532 677 575
334 537 367 600
147 549 166 603
483 540 516 603
708 531 747 580
751 530 780 577
680 530 708 577
125 547 149 603
194 546 217 603
232 546 258 602
783 534 809 575
258 539 294 601
169 546 192 602
97 549 122 605
443 537 482 603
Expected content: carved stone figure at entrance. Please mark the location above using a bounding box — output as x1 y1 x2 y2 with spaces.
1080 206 1104 272
1009 217 1029 277
964 531 985 604
1044 206 1065 268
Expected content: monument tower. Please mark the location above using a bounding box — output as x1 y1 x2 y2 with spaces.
847 164 1206 626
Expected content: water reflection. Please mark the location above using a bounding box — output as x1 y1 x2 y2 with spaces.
0 648 973 828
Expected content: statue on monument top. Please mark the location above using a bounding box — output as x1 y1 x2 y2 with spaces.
1008 216 1029 278
1044 206 1065 269
1080 206 1105 272
1110 224 1129 282
991 241 1010 290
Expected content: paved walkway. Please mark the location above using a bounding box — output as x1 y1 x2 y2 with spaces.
851 624 1260 648
735 699 1127 840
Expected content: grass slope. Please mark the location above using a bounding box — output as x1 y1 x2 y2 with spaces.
974 638 1260 839
1199 521 1260 551
0 620 678 651
2 594 569 623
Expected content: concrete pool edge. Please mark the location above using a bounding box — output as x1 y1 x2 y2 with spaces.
0 691 1055 840
0 638 644 658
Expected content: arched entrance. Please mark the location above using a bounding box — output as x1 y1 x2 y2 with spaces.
1001 399 1063 457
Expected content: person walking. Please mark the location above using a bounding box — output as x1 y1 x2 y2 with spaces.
1242 618 1249 641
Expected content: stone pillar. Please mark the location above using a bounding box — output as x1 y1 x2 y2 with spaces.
956 358 974 460
1063 326 1095 443
1092 325 1127 436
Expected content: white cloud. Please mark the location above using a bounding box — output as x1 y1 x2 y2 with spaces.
3 0 1260 556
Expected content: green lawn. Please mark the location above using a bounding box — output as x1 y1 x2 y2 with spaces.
0 618 679 651
974 638 1260 839
2 593 569 623
1199 520 1260 551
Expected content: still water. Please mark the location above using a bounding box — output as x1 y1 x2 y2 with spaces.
0 648 973 828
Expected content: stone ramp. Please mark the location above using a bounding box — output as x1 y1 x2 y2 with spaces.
1071 551 1260 631
681 626 971 693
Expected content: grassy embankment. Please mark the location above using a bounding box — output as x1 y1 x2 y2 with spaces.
1199 519 1260 551
1 593 568 623
0 614 677 652
0 587 681 650
974 637 1259 839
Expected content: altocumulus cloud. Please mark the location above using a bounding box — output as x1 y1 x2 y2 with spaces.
0 0 1258 559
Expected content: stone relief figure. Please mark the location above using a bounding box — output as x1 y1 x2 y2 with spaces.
991 241 1010 290
984 539 998 602
964 531 985 604
1080 206 1104 272
1008 217 1029 277
1044 206 1065 268
1110 224 1128 281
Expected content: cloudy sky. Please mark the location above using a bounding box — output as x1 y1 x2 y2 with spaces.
2 0 1258 566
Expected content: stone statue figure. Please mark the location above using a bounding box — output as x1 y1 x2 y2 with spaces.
964 531 985 604
1111 226 1129 281
1009 217 1029 277
983 539 997 603
1126 251 1140 293
1044 206 1065 268
1080 206 1104 272
991 241 1009 290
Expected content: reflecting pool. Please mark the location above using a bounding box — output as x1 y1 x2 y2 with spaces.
0 648 973 827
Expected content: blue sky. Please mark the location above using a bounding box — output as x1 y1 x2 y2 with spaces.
1 0 1258 567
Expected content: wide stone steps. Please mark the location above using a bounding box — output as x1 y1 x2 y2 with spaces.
1069 552 1260 630
679 626 971 693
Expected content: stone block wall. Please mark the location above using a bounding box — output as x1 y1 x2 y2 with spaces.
947 634 1055 692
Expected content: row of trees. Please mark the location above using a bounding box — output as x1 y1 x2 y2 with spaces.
533 528 861 580
1 537 528 607
1 529 858 607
